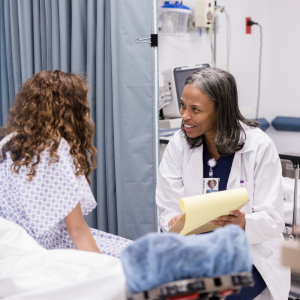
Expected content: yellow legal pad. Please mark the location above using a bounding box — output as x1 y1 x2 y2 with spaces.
168 188 249 235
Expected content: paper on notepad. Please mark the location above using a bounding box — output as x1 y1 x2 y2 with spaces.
169 188 249 235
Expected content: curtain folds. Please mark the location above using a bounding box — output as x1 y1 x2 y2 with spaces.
0 0 157 240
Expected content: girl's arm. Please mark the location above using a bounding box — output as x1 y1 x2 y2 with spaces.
65 203 100 253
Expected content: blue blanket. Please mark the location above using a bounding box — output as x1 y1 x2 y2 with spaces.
120 225 253 294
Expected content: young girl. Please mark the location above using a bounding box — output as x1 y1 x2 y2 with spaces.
0 70 131 257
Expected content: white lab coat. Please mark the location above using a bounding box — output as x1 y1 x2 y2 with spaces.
156 123 290 300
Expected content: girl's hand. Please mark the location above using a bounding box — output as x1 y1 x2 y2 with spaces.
168 213 184 229
209 210 246 230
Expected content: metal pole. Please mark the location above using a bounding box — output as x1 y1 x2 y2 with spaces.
214 16 217 65
293 164 299 235
152 0 160 233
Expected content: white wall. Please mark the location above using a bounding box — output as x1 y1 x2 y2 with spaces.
158 0 300 155
266 0 300 154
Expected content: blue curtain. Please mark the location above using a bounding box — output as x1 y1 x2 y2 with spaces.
0 0 158 240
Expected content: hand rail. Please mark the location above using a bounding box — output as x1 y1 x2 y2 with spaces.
279 154 300 235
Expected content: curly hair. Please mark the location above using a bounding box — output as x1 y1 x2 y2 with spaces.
0 70 97 185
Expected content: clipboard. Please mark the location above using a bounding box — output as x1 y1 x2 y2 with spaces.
168 188 249 235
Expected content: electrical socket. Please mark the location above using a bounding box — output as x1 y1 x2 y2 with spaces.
246 17 251 34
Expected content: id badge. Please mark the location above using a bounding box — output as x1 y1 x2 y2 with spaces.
203 178 220 194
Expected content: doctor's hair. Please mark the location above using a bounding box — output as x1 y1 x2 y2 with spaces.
182 67 259 155
0 70 96 185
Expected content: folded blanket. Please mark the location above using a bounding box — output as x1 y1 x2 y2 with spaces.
121 225 252 294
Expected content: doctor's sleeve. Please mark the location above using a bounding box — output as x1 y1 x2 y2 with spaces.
245 140 285 245
156 135 186 232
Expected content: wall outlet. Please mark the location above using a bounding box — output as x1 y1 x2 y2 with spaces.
246 17 251 34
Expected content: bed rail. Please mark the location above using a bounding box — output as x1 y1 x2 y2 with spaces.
127 272 253 300
280 154 300 236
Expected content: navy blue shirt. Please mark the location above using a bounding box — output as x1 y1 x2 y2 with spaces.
203 139 235 191
203 140 266 299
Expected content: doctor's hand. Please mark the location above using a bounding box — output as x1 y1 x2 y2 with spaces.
209 210 246 230
168 213 184 229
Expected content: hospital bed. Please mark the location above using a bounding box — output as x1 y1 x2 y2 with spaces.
280 154 300 240
127 272 253 300
280 154 300 300
1 216 253 300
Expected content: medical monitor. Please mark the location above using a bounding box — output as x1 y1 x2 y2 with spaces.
162 63 210 118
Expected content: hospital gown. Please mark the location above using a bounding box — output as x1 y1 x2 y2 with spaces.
0 138 132 258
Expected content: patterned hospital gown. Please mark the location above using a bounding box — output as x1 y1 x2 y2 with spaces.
0 138 132 258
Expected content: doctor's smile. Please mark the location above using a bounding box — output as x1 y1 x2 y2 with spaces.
183 123 196 132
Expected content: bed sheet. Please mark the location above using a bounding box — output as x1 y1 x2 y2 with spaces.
0 217 126 300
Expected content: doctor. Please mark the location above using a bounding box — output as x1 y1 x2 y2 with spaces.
156 68 290 300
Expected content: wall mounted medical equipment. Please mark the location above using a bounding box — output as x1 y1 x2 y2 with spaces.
246 20 262 120
127 272 254 300
159 1 191 37
209 6 231 71
159 91 172 111
161 63 210 118
195 1 214 29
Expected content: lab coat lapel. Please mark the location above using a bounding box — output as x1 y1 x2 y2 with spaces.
227 152 252 214
227 153 241 190
227 125 255 190
184 145 203 196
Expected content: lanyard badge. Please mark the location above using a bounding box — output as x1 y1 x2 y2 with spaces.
203 158 220 194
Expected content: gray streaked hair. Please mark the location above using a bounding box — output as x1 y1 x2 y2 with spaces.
182 67 259 155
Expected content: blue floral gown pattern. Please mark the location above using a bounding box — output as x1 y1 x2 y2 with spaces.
0 138 132 257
